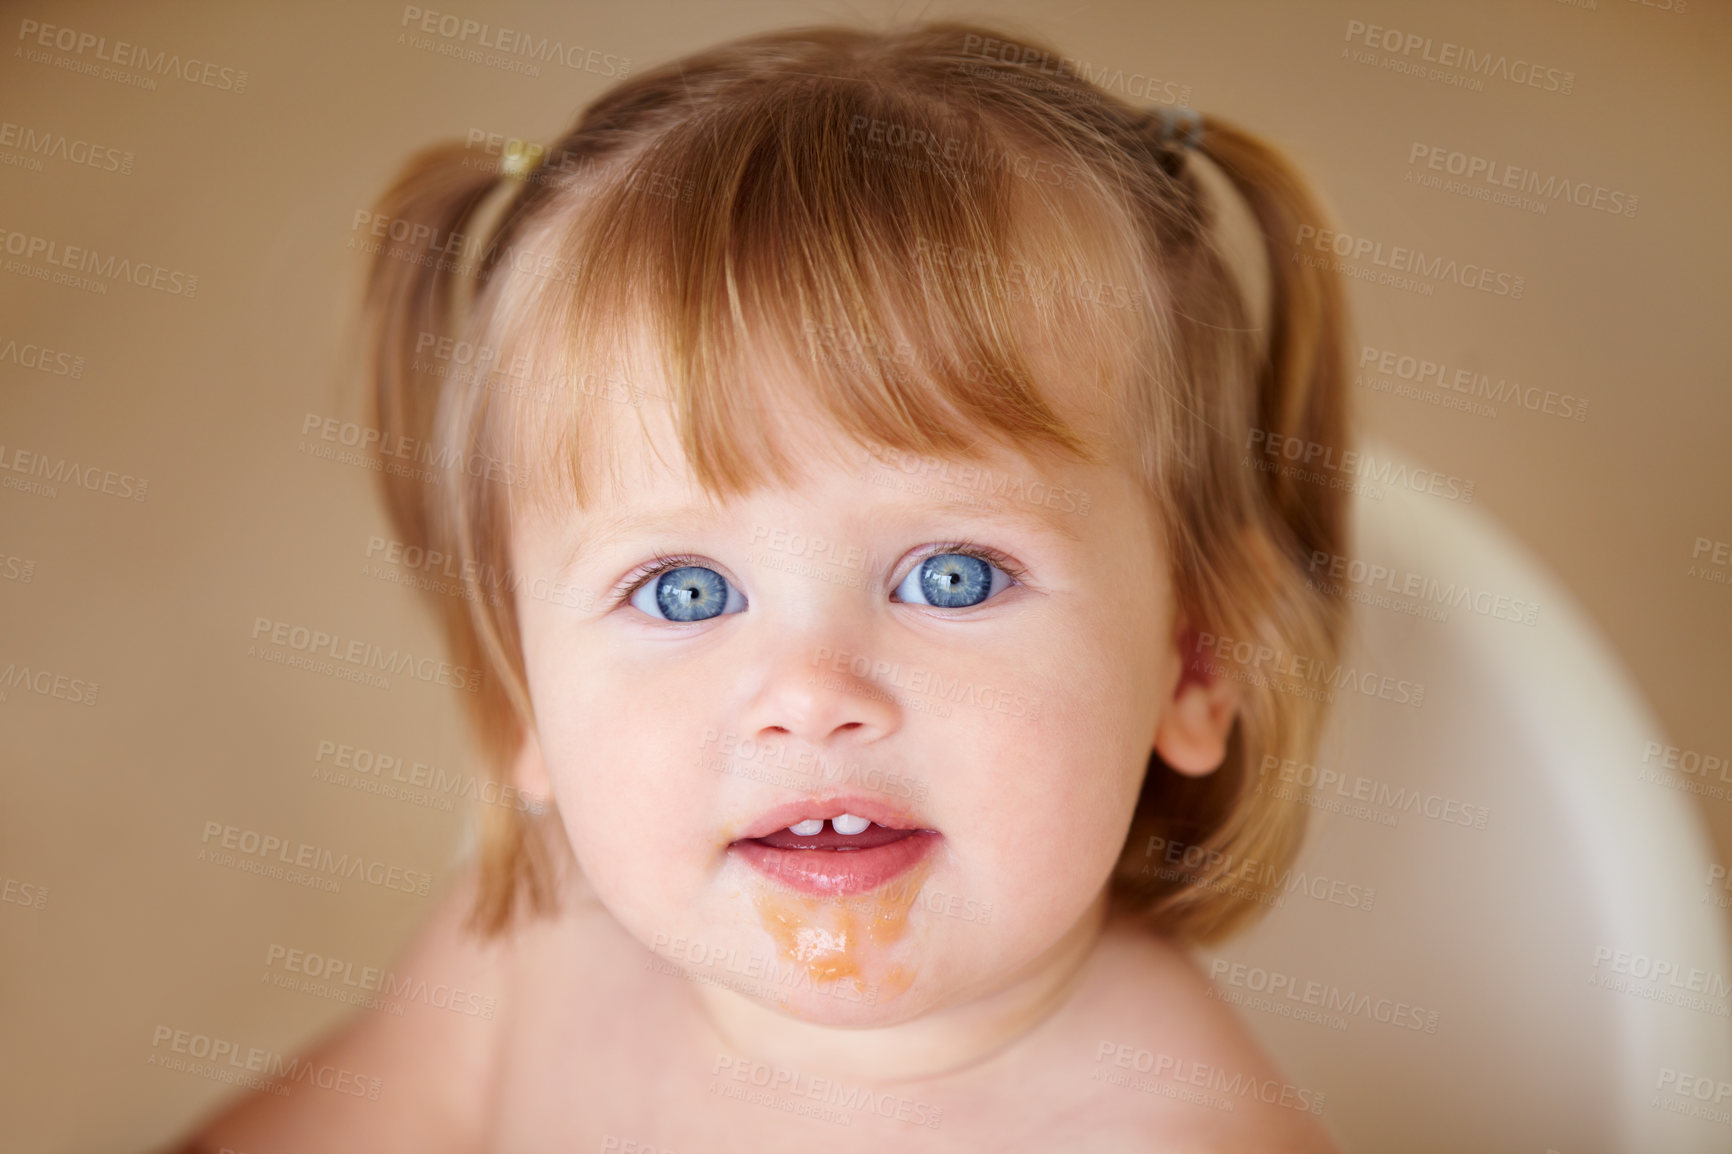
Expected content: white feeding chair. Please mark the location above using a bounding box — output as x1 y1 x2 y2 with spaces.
1197 442 1732 1153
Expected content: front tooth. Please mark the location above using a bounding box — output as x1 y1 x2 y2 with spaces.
789 818 825 836
832 813 870 836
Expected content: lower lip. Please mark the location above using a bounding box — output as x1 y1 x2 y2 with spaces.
730 831 939 897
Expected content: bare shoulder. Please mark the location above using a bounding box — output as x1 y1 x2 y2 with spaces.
1057 918 1342 1153
176 862 515 1154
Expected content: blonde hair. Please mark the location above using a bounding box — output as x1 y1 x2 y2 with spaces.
359 21 1351 945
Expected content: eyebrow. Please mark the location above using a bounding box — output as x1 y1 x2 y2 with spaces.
558 486 1088 576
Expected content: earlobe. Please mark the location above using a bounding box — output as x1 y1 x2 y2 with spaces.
512 723 554 800
1154 628 1242 776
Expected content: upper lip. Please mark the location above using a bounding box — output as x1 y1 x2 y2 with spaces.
731 796 935 842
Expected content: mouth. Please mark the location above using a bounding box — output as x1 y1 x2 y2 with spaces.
728 798 940 898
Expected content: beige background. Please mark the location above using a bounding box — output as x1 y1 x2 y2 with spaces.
1 0 1727 1150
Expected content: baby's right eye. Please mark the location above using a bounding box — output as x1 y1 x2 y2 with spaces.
628 564 747 623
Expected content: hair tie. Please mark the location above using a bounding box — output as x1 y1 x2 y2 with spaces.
499 139 544 182
1151 105 1204 151
451 140 543 319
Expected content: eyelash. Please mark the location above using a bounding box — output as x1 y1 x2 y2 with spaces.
606 540 1028 609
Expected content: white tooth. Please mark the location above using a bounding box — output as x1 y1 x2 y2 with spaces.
832 813 870 836
789 818 825 836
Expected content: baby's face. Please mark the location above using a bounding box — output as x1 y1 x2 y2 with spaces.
509 391 1186 1025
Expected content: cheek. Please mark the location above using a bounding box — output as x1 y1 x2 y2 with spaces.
519 623 717 890
973 720 1141 881
953 640 1158 898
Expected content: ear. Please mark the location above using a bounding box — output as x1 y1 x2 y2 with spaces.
1154 625 1242 776
512 721 554 801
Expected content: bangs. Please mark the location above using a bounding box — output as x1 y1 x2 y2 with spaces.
464 71 1164 520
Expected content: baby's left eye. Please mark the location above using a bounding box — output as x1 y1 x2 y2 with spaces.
892 552 1014 609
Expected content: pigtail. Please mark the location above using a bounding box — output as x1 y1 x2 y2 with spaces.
361 145 504 549
1112 117 1354 944
357 147 561 935
1194 118 1351 567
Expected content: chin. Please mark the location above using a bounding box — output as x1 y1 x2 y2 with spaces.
762 975 932 1028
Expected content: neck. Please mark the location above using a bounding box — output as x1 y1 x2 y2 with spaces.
688 889 1109 1085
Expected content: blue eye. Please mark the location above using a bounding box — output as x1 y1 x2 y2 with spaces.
893 552 1013 609
629 565 746 623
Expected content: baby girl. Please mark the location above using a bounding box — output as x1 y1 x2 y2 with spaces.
184 20 1350 1152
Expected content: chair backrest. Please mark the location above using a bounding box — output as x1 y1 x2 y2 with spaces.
1196 443 1732 1153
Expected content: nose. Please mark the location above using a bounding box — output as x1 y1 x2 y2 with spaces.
736 637 903 750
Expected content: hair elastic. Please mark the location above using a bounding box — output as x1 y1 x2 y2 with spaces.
448 140 545 318
498 138 543 181
1151 105 1204 151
